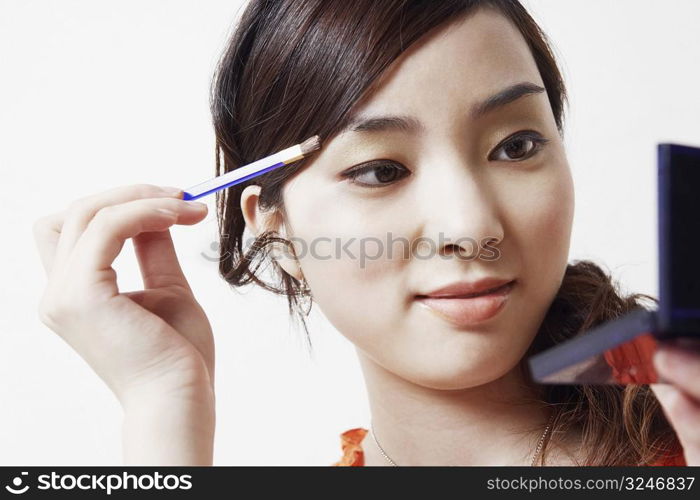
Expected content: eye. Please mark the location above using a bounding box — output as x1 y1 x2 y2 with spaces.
489 130 550 162
341 160 411 188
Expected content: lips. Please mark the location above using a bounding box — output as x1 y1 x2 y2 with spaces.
415 279 516 327
417 278 515 299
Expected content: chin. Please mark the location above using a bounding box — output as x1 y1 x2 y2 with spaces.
392 355 520 391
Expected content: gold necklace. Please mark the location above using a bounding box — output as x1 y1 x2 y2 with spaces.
369 413 555 466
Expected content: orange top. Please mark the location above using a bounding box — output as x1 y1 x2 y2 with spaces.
333 333 687 466
331 427 686 466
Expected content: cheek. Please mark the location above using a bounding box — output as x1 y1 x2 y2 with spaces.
284 184 405 337
539 167 574 255
509 163 574 291
530 177 572 244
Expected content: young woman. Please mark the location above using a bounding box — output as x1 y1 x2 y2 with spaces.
33 0 699 466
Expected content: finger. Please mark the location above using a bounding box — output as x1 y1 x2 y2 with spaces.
53 184 184 271
122 290 147 307
653 342 700 400
33 210 67 275
69 198 207 278
132 227 192 291
650 383 700 455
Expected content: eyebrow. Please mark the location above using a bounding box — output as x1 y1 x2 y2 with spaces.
341 81 546 135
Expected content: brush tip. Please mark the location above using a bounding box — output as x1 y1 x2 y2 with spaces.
300 135 321 155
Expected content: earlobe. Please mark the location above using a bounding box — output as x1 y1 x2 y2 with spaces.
275 242 305 282
239 184 304 282
271 218 305 282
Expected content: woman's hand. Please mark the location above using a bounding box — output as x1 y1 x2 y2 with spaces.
651 338 700 466
33 184 216 464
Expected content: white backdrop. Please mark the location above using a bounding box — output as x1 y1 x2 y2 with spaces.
1 0 698 465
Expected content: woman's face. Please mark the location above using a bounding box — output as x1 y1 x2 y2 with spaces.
245 8 574 390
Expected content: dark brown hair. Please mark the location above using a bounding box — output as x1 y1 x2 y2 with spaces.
521 261 681 465
210 0 681 465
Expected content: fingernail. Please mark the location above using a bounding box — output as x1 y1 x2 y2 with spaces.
654 345 690 377
161 186 183 197
186 202 208 211
156 208 178 218
654 349 671 373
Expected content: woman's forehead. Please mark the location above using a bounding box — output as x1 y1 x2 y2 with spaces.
350 8 542 119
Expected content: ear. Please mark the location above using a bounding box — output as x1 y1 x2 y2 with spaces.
240 184 304 281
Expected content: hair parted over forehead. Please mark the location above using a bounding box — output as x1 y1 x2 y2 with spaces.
210 0 682 466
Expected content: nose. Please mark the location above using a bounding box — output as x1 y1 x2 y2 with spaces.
413 157 505 260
